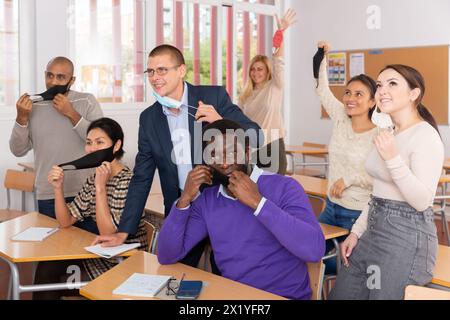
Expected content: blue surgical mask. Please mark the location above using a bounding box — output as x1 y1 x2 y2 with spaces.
153 91 183 109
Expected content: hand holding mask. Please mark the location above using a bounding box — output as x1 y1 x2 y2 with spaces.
29 84 70 103
58 146 115 171
371 105 394 132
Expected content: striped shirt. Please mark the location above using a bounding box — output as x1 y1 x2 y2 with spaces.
67 167 148 279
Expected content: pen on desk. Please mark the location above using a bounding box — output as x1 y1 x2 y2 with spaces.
180 272 186 282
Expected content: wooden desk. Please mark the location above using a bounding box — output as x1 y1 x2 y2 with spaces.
285 145 328 155
431 245 450 289
0 209 27 223
285 146 328 176
80 251 286 300
17 162 35 172
0 212 136 299
405 285 450 300
320 223 349 240
292 175 328 198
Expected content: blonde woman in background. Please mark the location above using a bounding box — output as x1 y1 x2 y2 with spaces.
239 9 296 175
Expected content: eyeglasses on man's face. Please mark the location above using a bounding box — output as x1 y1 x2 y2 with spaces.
144 65 180 77
45 71 72 82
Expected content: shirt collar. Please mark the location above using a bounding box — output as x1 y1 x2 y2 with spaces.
217 165 265 200
162 82 189 117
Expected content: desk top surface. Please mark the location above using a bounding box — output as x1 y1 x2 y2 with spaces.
292 175 328 198
285 145 328 155
405 285 450 300
80 251 287 300
0 209 27 223
432 245 450 288
0 212 135 263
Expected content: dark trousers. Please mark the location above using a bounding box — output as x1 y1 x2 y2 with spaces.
38 197 99 235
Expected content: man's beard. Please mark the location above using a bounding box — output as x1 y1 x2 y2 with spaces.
211 163 250 188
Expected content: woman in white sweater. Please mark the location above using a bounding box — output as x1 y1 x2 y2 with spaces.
238 9 296 175
315 42 377 274
330 64 444 300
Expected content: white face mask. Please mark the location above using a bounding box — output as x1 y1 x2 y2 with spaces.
371 105 393 129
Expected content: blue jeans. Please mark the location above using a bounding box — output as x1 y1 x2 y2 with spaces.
318 198 362 274
38 198 99 235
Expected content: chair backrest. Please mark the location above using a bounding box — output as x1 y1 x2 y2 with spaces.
143 220 157 254
4 169 35 210
308 195 326 218
404 285 450 300
307 261 325 300
4 169 35 192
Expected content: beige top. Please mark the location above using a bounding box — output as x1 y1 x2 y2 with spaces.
239 56 285 145
351 121 444 238
316 59 377 210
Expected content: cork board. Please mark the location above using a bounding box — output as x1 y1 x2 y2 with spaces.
322 45 449 125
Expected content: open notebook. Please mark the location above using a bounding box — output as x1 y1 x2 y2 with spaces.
11 227 59 241
84 243 140 259
113 273 172 298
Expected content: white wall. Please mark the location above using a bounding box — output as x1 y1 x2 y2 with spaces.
286 0 450 155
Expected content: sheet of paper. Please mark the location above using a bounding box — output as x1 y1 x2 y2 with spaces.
84 242 140 259
349 53 365 78
11 227 58 242
113 273 172 298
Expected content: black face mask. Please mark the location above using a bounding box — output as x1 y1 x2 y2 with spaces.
313 47 325 79
59 145 115 171
211 168 230 188
30 83 71 102
209 164 250 188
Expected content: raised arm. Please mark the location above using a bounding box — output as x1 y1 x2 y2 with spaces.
48 165 78 228
228 171 325 262
315 42 347 121
10 94 33 156
157 166 212 264
273 9 296 58
72 94 103 141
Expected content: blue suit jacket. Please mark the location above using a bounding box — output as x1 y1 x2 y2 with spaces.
119 83 262 235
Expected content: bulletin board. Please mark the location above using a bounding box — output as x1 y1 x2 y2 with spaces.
323 45 449 125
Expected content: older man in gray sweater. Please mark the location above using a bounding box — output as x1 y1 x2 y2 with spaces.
9 56 103 233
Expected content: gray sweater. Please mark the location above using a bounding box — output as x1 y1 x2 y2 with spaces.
9 90 103 200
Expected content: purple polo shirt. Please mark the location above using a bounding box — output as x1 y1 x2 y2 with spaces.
157 167 325 300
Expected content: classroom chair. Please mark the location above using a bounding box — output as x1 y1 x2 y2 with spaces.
433 174 450 246
404 285 450 300
307 261 325 300
143 220 158 254
4 169 36 211
308 195 326 218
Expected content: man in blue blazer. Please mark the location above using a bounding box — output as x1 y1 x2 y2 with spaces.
93 44 261 271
